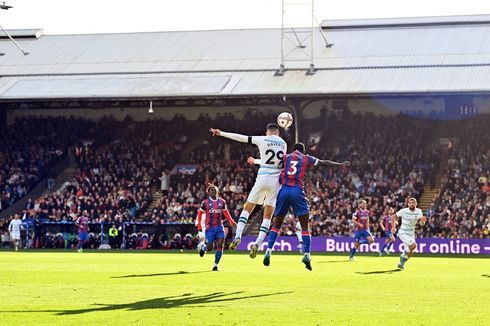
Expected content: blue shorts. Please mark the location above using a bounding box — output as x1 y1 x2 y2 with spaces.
205 225 225 244
354 230 372 242
385 231 393 238
274 185 310 217
78 231 88 241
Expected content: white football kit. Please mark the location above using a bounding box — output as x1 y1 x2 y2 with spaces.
396 207 423 247
220 132 286 207
9 219 23 241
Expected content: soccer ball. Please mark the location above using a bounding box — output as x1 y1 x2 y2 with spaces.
277 112 293 129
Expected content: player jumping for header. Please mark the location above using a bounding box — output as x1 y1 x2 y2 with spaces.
394 198 426 270
209 124 286 259
197 184 237 271
349 200 374 260
259 143 350 270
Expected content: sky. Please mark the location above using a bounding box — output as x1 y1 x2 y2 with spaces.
1 0 489 34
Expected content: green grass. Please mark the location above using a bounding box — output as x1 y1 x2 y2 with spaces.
0 251 488 325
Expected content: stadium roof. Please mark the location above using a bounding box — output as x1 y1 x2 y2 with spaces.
1 14 490 101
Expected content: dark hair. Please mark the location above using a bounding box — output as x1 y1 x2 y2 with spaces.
266 123 280 131
293 142 306 153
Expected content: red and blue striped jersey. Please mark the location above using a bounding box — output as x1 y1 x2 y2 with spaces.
383 214 392 231
353 209 370 231
76 216 89 232
280 150 319 188
200 197 227 229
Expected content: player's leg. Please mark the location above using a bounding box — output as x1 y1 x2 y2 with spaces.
366 232 374 245
298 213 312 271
251 180 280 257
386 234 395 253
250 204 274 259
77 232 85 252
15 234 21 251
213 238 224 271
230 201 255 250
398 235 416 269
349 233 361 260
295 229 303 251
380 236 390 254
291 188 313 270
212 227 225 271
263 215 285 266
200 228 215 257
233 178 269 249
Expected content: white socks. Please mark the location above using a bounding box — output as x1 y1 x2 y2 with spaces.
255 219 271 247
234 210 250 240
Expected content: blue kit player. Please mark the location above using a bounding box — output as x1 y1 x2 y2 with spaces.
379 207 396 255
75 211 89 253
260 143 350 270
349 200 374 260
197 185 237 271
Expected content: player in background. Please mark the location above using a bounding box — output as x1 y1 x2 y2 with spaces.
8 214 23 251
295 218 304 252
261 143 350 270
75 211 89 252
197 185 237 271
209 124 286 259
393 198 426 270
379 207 396 256
349 200 374 260
196 213 206 250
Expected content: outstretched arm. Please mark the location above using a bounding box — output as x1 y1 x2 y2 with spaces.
247 157 261 165
223 209 237 227
317 159 351 168
209 128 249 143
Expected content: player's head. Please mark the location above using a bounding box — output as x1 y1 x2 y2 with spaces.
14 214 20 220
359 200 367 209
206 184 219 199
293 142 306 153
266 123 280 136
408 197 417 210
387 207 394 215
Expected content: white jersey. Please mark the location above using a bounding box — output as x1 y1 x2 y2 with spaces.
220 132 287 177
250 135 287 177
396 208 423 236
9 219 23 233
220 131 287 207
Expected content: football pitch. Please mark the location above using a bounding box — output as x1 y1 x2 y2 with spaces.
0 251 488 325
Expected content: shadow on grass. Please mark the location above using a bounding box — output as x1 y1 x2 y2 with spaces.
111 270 211 278
2 291 293 315
482 274 490 278
356 269 402 275
317 260 350 264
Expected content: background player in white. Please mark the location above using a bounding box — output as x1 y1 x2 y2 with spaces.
294 218 304 252
209 123 286 258
9 214 23 251
393 197 426 270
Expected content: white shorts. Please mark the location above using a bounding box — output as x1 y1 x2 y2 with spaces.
10 232 21 241
247 175 280 207
398 233 416 247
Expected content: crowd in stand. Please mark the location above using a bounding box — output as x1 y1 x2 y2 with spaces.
0 117 97 212
1 111 488 250
427 116 490 239
30 116 194 225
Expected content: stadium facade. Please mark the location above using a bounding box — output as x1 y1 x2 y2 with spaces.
1 14 490 126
